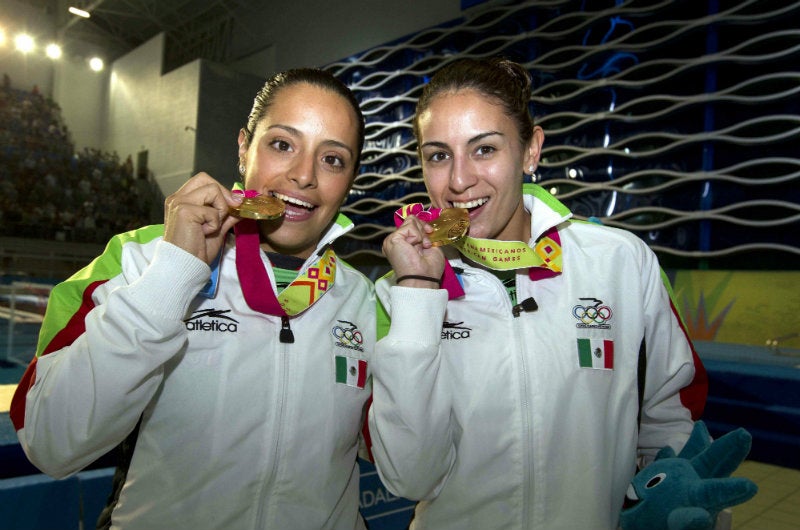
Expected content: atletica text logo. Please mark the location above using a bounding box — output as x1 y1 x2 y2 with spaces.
184 308 239 332
442 321 471 340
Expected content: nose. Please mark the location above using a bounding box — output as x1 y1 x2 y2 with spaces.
449 155 477 194
288 153 317 188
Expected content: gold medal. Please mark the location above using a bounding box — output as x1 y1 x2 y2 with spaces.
230 195 285 220
428 208 470 247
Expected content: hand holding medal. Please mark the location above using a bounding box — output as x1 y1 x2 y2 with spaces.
389 203 469 295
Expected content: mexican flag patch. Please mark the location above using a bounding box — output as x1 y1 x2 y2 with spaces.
577 338 614 370
335 355 368 389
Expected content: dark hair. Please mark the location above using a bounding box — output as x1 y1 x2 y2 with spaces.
413 57 535 147
243 68 365 176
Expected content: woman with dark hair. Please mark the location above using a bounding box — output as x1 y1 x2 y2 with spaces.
369 57 708 529
12 68 374 530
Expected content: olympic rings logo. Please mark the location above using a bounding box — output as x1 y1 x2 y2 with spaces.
332 320 364 346
572 302 613 325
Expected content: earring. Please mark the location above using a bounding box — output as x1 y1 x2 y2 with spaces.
528 165 535 175
238 163 246 177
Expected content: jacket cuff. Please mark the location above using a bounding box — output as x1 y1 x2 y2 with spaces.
386 286 448 345
127 240 211 320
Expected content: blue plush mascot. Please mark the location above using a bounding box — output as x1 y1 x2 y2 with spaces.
619 421 758 530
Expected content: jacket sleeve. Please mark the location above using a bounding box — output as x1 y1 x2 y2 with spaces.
368 284 456 500
12 239 210 479
636 245 708 465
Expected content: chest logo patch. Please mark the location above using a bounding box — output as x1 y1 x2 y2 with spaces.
332 320 365 352
573 298 613 329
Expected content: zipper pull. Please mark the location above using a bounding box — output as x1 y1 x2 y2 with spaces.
512 297 538 318
280 315 295 343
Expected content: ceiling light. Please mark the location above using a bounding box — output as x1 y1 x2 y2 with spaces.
68 6 91 18
46 43 62 59
89 57 104 71
14 33 35 53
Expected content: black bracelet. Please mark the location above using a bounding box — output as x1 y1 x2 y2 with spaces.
396 274 441 285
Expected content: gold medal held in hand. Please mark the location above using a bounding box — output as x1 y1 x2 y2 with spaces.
428 208 470 247
230 195 285 220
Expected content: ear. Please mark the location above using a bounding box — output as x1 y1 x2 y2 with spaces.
524 126 545 174
237 128 249 161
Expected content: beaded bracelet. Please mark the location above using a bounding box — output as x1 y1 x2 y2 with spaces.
395 275 441 285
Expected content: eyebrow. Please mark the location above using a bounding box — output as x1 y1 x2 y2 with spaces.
420 130 504 150
267 124 354 158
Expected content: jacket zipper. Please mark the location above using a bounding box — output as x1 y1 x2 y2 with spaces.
505 274 535 527
473 267 536 526
516 308 534 527
512 297 538 317
255 324 291 527
280 315 294 343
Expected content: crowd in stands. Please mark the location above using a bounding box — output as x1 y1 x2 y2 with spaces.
0 74 164 245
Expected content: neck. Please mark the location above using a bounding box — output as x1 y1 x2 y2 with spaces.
259 242 316 260
493 203 531 243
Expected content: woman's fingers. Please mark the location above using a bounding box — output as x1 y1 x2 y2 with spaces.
167 174 241 221
383 217 445 282
390 217 431 247
164 173 242 263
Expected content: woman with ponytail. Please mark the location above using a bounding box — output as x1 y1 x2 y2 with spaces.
369 57 708 530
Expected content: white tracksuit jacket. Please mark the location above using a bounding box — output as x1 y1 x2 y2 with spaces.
369 185 707 530
12 215 374 530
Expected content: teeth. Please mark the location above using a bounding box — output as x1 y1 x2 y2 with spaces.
273 192 314 209
625 484 638 502
452 197 488 209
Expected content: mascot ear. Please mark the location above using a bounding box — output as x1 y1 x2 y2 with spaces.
619 421 758 530
677 420 712 459
691 427 752 479
656 445 677 460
